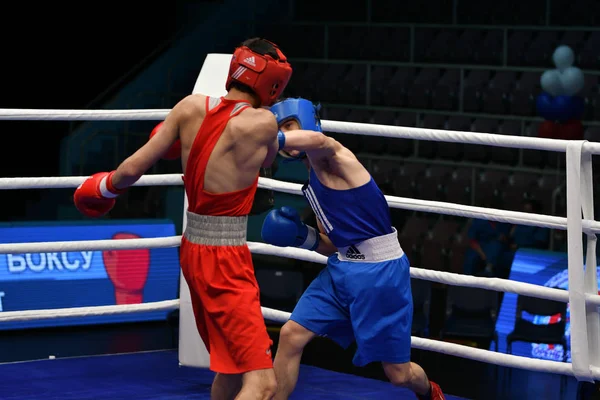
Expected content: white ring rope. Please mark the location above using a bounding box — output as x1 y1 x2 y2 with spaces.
1 108 600 154
1 236 599 308
1 175 599 234
0 236 182 254
261 306 291 323
410 337 579 378
383 194 600 234
0 109 170 121
0 298 288 325
322 120 600 155
248 241 600 306
0 174 182 190
0 300 180 322
0 295 589 378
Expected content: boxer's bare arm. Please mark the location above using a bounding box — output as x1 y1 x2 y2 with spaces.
110 95 196 189
315 219 338 257
282 129 340 157
283 129 370 188
235 108 280 168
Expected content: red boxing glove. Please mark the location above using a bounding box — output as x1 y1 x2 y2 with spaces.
150 121 181 160
74 171 126 218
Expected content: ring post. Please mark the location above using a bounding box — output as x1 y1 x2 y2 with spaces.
177 192 210 368
581 145 600 378
566 141 593 382
177 53 232 369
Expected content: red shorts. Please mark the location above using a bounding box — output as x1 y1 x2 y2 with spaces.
180 237 273 374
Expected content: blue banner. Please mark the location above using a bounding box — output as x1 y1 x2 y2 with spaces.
492 248 600 363
0 220 180 330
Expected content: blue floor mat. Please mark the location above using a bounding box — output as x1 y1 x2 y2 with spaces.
0 350 466 399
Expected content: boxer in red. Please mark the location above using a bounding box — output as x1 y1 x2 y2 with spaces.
73 37 293 400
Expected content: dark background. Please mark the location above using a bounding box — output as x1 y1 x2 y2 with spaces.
0 4 181 217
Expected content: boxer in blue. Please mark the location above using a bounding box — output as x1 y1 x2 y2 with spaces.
261 98 445 400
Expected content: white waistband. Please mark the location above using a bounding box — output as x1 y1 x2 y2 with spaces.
337 228 404 263
184 211 247 246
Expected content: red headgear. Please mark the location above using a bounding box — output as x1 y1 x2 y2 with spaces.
226 41 292 107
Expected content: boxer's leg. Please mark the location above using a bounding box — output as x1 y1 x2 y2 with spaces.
272 321 315 400
273 267 354 400
347 255 444 398
211 373 242 400
381 361 433 397
203 245 276 400
236 369 277 400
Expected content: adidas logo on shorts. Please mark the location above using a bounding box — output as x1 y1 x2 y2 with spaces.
345 245 365 260
244 56 256 66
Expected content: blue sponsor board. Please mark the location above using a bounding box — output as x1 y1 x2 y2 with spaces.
0 220 180 329
492 248 600 363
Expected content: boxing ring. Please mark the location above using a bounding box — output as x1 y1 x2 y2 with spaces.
0 53 599 399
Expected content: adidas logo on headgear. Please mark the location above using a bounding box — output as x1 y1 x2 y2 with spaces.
345 245 365 260
244 56 256 66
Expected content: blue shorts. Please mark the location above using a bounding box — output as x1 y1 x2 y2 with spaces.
290 254 413 366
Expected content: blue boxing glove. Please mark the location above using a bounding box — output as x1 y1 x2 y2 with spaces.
261 206 320 251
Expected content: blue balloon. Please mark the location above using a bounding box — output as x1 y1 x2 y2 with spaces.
536 93 585 122
553 45 575 71
559 96 585 121
554 96 574 121
540 70 564 96
536 92 556 121
559 66 585 96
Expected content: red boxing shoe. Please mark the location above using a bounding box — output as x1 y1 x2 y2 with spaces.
417 381 445 400
430 382 446 400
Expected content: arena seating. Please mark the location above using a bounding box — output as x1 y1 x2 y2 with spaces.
251 0 600 273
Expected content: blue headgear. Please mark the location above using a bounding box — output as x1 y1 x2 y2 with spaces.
270 98 321 161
